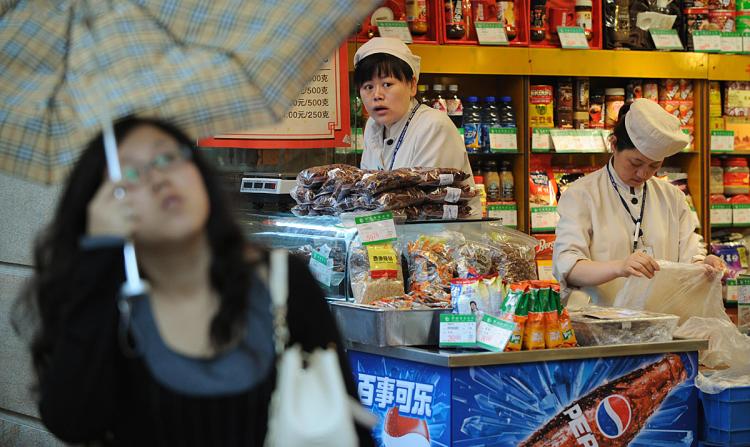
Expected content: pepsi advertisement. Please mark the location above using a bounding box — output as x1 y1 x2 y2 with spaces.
350 350 698 447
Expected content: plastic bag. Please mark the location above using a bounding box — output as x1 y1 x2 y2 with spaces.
484 223 539 283
348 240 405 304
372 187 427 210
289 185 316 204
355 168 422 195
613 260 730 325
424 185 477 204
296 164 359 188
413 167 471 187
695 364 750 394
674 317 750 369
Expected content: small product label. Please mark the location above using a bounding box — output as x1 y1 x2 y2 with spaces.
444 187 462 203
375 20 413 43
711 204 733 226
442 204 459 220
693 30 722 52
475 22 509 45
721 32 743 54
487 203 517 228
531 206 560 232
650 29 684 50
309 248 333 287
557 26 590 49
531 128 553 152
476 314 516 352
549 129 606 153
733 204 750 226
366 244 399 279
439 314 478 348
489 128 518 152
711 130 735 152
355 211 398 244
439 173 455 186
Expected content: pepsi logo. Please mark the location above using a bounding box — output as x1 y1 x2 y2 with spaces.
595 395 632 439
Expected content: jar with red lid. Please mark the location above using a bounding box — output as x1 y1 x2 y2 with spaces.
684 8 710 50
724 157 750 195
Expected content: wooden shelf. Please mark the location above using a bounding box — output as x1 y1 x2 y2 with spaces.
707 54 750 81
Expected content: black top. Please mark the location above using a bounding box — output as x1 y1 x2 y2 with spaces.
37 244 374 446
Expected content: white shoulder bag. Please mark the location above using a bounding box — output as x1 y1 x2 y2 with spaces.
264 250 375 447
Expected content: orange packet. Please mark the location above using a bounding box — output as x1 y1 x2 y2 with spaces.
523 287 546 350
540 286 563 349
553 284 578 347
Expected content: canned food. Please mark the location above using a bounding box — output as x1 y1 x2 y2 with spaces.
708 9 736 31
529 85 555 128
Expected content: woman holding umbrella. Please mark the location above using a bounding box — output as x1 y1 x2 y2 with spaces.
553 99 724 306
354 38 473 176
15 117 374 446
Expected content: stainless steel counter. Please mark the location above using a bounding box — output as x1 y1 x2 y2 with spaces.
345 338 709 367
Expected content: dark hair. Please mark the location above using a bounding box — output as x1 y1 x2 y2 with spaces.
14 116 254 386
612 103 636 152
353 53 414 91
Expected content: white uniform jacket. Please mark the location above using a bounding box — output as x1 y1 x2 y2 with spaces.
360 99 473 179
553 159 706 306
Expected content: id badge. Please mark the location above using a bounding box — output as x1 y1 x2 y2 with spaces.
637 246 654 257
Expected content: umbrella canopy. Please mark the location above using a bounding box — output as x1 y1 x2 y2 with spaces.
0 0 379 183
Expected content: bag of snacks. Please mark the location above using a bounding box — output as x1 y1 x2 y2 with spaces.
555 285 578 347
451 277 489 318
296 164 359 188
355 168 422 195
537 281 563 349
424 185 477 204
289 185 317 204
523 285 546 350
413 167 472 187
483 274 505 317
348 240 405 304
373 187 427 210
407 234 458 294
453 241 503 279
484 223 539 283
502 283 529 352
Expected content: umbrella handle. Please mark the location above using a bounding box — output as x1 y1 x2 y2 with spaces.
101 120 148 298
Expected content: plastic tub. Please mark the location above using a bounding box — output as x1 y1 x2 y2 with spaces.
700 386 750 445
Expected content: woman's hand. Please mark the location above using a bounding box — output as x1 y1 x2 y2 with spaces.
700 254 726 280
87 181 138 238
618 251 660 279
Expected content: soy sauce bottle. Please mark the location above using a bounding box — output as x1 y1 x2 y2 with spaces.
445 0 466 39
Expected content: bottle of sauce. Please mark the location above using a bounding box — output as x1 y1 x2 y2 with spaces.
432 84 448 113
589 89 605 128
417 84 431 107
530 0 548 41
604 88 625 129
474 175 488 218
446 84 464 128
500 160 515 201
406 0 430 35
445 0 467 39
575 0 593 40
556 77 574 128
483 160 501 202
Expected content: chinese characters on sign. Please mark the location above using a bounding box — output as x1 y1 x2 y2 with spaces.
357 373 434 417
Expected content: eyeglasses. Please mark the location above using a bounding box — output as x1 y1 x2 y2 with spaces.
121 146 193 185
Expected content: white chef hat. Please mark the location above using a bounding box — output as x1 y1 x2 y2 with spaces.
353 37 421 82
624 98 689 161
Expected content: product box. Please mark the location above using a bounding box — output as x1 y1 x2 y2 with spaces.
529 0 603 48
350 0 440 44
533 234 557 282
725 117 750 151
439 0 530 45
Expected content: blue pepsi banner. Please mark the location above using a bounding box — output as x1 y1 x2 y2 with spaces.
350 350 698 447
452 352 698 446
349 351 452 447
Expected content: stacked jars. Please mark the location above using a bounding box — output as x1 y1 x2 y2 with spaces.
724 157 750 196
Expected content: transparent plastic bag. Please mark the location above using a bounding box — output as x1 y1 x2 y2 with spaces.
348 239 405 304
482 223 539 283
695 364 750 394
613 260 730 325
674 317 750 370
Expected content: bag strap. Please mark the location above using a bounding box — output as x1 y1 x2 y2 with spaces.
269 249 290 355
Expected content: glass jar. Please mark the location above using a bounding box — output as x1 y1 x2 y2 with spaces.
604 88 625 129
724 157 750 195
530 0 547 41
407 0 430 35
575 0 593 40
710 157 725 195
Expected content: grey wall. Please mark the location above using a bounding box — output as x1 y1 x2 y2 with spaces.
0 172 65 446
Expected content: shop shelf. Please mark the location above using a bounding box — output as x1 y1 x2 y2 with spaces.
708 54 750 81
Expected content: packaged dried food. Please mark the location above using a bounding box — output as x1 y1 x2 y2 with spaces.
452 241 503 278
538 283 563 349
373 187 427 210
501 282 529 351
523 286 546 350
485 223 540 283
710 238 749 279
291 204 312 216
451 277 490 318
317 167 365 200
407 234 458 294
424 185 477 203
355 168 422 195
413 203 473 220
311 194 337 212
555 285 578 347
529 169 556 205
335 194 377 213
483 274 505 317
349 240 405 304
296 164 359 187
413 167 472 187
289 185 316 204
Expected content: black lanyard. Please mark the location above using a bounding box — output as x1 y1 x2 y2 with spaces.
387 102 422 171
606 160 647 252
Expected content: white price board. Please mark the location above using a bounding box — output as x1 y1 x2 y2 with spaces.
550 129 606 153
721 32 744 54
489 128 518 152
711 204 732 227
693 30 722 52
733 204 750 226
650 29 684 51
557 27 589 49
439 314 477 348
475 22 509 46
531 128 553 152
711 130 735 152
531 206 559 232
309 248 333 287
476 315 515 352
487 203 517 228
355 211 398 244
375 21 413 43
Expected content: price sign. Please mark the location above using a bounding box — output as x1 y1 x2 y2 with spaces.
489 128 518 152
711 204 732 227
650 29 684 51
744 31 750 54
711 130 735 152
733 204 750 226
550 129 606 153
475 22 509 46
376 21 413 43
355 211 398 245
476 315 516 352
721 32 744 54
532 128 553 152
557 27 589 49
309 248 334 287
439 314 477 348
531 206 559 232
728 90 750 109
487 203 518 228
693 30 722 52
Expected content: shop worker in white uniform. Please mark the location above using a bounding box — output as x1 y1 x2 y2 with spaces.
553 98 724 306
354 38 473 177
